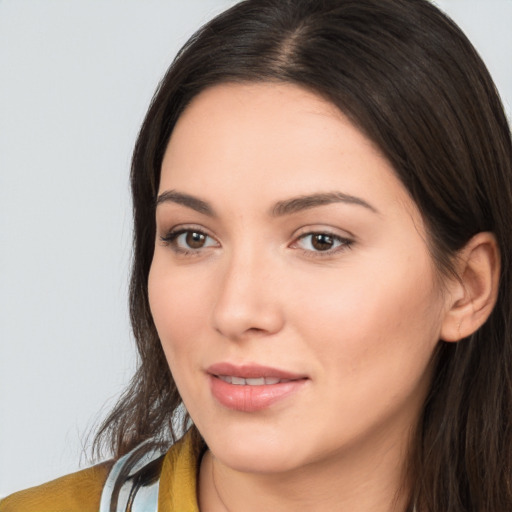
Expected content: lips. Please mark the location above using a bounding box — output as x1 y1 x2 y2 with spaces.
217 375 289 385
207 362 305 380
207 363 308 412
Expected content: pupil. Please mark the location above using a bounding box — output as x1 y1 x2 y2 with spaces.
312 234 333 251
186 232 205 249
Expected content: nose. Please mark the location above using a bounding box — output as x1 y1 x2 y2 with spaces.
212 249 285 341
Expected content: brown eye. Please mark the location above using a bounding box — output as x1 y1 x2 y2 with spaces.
311 233 335 251
162 229 218 252
186 231 207 249
293 232 352 255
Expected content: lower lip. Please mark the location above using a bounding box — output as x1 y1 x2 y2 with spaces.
209 375 307 412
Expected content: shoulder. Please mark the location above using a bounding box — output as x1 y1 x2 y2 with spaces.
0 461 113 512
0 430 204 512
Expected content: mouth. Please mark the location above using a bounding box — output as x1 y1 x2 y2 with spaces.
207 362 306 381
206 363 308 412
216 375 294 386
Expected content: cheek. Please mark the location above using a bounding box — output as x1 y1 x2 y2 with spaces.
147 258 210 364
290 252 443 384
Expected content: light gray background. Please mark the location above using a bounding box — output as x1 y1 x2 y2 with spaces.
1 0 511 498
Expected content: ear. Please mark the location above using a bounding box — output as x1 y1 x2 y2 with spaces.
441 232 501 342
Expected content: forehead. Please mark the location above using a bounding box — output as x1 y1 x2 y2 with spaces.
160 82 414 219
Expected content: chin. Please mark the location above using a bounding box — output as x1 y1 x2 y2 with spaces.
202 424 306 474
214 444 300 475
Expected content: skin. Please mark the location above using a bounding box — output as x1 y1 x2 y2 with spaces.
148 83 458 511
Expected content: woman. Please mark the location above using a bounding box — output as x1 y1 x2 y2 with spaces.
2 0 511 510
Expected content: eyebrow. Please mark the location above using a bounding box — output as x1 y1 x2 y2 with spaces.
155 190 216 216
271 192 378 216
155 189 378 217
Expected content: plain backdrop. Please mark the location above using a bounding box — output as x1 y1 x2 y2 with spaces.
1 0 511 498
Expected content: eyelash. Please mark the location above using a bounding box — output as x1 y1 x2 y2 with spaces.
292 232 353 258
159 227 217 256
159 228 353 258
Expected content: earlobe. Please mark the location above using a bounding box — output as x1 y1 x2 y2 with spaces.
440 232 500 342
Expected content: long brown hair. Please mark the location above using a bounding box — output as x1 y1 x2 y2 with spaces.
94 0 512 509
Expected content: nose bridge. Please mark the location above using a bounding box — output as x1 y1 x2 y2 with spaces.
212 240 284 340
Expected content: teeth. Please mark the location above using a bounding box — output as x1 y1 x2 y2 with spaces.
217 375 289 385
246 377 265 385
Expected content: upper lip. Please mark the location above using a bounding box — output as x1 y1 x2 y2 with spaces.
206 362 307 380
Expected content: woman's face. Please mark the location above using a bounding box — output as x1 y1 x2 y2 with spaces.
148 83 450 474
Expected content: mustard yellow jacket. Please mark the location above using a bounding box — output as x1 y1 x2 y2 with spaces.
0 433 200 512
